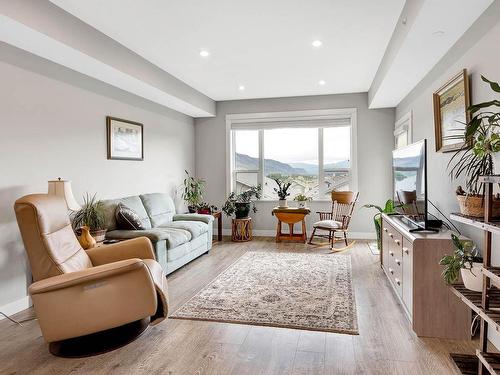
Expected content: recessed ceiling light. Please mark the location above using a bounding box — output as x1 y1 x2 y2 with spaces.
199 50 210 57
238 85 245 91
312 40 323 47
318 80 326 86
432 30 445 37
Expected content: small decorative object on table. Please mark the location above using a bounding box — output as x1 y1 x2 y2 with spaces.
71 193 107 243
272 207 310 243
182 170 205 213
197 202 218 215
293 193 312 208
231 218 252 242
272 177 291 208
78 225 96 250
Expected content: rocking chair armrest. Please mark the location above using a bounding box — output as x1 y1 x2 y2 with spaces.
340 214 352 228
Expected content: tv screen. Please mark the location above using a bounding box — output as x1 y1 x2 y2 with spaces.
392 140 427 224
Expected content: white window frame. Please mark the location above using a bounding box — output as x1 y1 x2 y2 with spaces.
226 108 358 201
394 110 413 149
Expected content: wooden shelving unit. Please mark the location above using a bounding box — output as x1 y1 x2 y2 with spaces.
450 175 500 375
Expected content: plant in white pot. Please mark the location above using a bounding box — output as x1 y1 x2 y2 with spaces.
448 75 500 218
293 193 312 208
439 233 482 292
272 177 291 207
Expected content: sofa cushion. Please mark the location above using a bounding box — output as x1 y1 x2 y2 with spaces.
115 203 145 230
102 199 121 231
140 193 176 227
106 228 191 249
172 213 214 225
161 221 208 239
120 196 152 229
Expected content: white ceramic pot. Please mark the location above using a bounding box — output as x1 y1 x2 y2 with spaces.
278 199 287 208
297 201 306 208
494 152 500 175
461 262 483 292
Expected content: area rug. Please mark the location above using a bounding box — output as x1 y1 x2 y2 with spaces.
170 251 358 334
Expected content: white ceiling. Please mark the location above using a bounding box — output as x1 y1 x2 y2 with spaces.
49 0 405 101
369 0 494 108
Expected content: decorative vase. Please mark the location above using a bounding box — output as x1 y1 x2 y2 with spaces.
278 199 287 208
297 201 306 208
234 202 251 219
78 226 96 249
188 205 197 213
461 263 483 292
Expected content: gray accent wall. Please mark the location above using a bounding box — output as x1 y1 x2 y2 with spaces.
195 93 395 235
0 46 195 310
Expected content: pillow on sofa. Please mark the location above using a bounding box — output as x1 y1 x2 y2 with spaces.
115 203 145 230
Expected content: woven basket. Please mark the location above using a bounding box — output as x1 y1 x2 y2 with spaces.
456 195 500 218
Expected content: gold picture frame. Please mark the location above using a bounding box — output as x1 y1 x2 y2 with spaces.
433 69 471 152
106 116 144 161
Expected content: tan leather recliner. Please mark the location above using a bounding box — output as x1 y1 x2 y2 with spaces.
14 194 168 347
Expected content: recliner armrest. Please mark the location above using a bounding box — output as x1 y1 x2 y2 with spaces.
29 258 145 295
86 237 155 266
172 213 214 224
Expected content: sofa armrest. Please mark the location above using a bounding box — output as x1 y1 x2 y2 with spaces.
29 259 146 295
86 237 155 266
173 213 214 224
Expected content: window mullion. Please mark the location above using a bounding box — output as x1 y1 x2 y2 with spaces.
258 130 264 190
318 128 324 197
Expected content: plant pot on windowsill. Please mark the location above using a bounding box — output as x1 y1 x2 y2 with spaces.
234 202 251 219
456 194 500 218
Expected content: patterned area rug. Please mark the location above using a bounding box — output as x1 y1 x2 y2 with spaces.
170 251 358 334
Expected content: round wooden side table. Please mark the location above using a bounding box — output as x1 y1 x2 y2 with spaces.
231 218 252 242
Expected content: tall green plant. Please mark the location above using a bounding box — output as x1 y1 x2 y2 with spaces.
182 170 205 208
71 193 106 231
362 199 401 250
448 76 500 194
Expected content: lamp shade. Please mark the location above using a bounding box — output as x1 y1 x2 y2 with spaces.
48 179 81 211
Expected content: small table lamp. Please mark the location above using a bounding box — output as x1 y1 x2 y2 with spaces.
48 178 81 211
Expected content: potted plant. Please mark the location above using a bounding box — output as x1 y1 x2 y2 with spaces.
448 75 500 218
222 185 262 219
182 170 205 213
272 177 291 207
293 193 312 208
71 193 107 242
439 234 482 292
362 199 402 250
197 202 218 215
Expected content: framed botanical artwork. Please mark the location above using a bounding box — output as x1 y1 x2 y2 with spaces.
106 116 144 161
433 69 470 152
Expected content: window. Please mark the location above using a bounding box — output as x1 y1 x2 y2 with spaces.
394 111 412 149
227 109 357 200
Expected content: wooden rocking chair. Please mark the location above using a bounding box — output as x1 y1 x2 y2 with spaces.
309 191 359 251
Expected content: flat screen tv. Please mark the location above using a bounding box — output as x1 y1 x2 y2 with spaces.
392 139 438 232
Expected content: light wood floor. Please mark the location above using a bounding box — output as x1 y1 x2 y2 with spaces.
0 238 477 374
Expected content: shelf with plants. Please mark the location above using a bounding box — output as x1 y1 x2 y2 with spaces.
446 75 500 375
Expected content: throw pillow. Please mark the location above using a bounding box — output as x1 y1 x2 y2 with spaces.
115 203 145 230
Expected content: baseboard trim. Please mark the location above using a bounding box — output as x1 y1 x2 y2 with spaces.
222 229 376 240
0 296 31 320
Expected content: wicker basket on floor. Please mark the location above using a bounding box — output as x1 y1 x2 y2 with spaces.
456 194 500 218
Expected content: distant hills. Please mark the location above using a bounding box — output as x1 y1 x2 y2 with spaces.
235 153 349 176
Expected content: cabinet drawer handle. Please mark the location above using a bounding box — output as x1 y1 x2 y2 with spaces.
395 239 400 245
395 278 401 286
389 251 394 256
389 267 394 275
395 258 401 266
383 228 388 232
389 233 394 238
403 247 409 254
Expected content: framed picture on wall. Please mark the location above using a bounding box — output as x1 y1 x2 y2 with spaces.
106 116 144 161
433 69 470 152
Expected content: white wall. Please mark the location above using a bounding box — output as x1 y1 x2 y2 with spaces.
195 93 395 236
395 5 500 347
0 46 195 312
